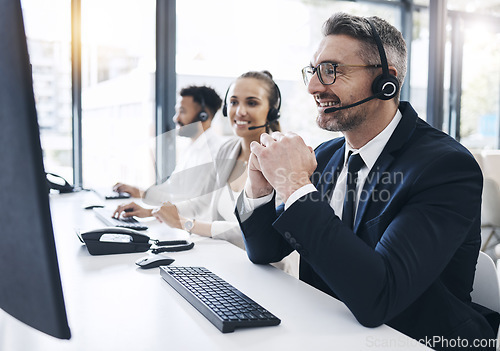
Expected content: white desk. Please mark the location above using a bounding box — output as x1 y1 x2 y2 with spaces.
0 192 431 350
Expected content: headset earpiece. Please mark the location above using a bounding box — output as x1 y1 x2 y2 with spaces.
197 94 209 122
371 74 399 100
267 108 280 122
266 83 282 122
366 18 400 101
198 110 208 122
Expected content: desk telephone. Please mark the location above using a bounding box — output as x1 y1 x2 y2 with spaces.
46 172 75 193
78 227 194 255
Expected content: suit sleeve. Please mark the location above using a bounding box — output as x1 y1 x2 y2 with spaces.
235 192 294 263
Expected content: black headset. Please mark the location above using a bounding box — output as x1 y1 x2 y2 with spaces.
222 81 282 123
197 94 209 122
366 18 399 100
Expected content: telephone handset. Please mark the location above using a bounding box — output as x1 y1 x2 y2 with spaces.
79 227 152 255
46 172 75 193
78 227 195 255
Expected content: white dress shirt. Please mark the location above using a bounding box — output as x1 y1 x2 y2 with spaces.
143 126 225 207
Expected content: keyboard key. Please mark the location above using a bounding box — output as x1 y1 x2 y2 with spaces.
93 207 148 231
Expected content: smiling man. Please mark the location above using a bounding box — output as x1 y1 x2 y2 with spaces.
235 12 498 350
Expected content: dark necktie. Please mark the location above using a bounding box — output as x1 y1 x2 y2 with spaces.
342 152 364 229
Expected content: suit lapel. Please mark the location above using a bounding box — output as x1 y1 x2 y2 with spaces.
354 153 394 231
353 102 418 231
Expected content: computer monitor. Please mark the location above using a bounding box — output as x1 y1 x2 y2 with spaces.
0 0 71 339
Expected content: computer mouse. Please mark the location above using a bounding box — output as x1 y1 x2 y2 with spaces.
135 255 175 269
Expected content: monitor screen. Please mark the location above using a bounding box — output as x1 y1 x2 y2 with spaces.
0 0 71 339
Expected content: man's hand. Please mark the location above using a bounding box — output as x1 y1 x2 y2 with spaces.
250 132 317 203
112 183 142 198
244 152 274 199
113 202 153 219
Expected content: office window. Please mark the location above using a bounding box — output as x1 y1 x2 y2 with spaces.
21 0 72 181
458 18 500 149
408 7 430 120
22 0 500 188
81 0 156 190
447 0 500 16
176 0 401 149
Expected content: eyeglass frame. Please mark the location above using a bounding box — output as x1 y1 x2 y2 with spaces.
301 62 382 86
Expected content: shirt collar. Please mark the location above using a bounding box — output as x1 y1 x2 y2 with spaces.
344 109 403 170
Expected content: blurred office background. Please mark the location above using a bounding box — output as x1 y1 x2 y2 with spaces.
20 0 499 206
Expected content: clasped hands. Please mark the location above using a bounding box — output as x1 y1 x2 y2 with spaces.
245 131 317 203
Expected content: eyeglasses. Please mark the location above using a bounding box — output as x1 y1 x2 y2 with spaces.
301 62 382 86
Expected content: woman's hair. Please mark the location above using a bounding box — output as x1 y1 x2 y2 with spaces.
237 70 281 133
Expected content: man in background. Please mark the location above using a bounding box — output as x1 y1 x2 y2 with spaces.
114 85 224 206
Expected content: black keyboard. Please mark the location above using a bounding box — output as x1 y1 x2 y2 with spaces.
160 266 281 333
93 208 148 231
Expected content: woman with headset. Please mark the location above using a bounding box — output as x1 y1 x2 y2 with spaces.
153 70 282 248
114 70 284 250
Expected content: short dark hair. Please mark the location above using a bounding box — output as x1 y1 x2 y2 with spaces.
322 13 407 95
179 85 222 119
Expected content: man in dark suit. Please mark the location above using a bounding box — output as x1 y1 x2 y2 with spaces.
236 13 497 350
